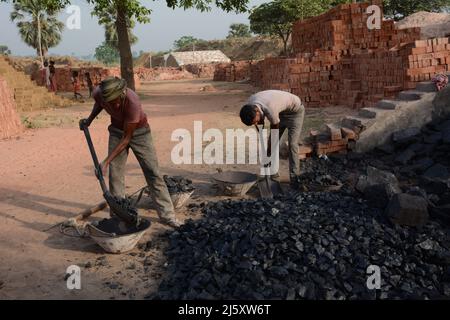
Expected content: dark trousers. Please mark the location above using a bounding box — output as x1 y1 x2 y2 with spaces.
279 106 305 181
108 125 174 218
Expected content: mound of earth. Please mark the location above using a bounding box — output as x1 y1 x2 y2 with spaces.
396 11 450 39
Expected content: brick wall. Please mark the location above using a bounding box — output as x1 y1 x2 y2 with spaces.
183 64 217 78
247 1 449 108
291 1 420 54
33 67 141 92
213 61 256 82
33 64 223 91
0 76 23 139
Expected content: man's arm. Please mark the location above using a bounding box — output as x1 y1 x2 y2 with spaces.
79 103 103 129
100 122 138 176
86 103 103 125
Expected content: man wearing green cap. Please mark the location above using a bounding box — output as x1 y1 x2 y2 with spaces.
79 76 180 227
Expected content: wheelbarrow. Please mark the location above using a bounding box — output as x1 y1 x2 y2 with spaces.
212 171 257 196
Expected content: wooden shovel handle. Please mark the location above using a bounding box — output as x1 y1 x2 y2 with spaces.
77 201 108 221
43 201 108 232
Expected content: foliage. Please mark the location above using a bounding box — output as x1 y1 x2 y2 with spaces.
0 45 11 55
10 0 64 56
227 23 252 38
94 1 138 49
173 36 203 51
383 0 450 19
249 0 335 54
94 41 119 65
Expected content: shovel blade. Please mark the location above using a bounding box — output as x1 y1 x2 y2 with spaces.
104 192 139 226
269 178 283 196
258 178 273 199
258 177 283 199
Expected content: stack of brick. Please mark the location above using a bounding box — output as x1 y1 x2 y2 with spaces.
292 1 420 54
315 124 359 156
213 63 228 81
349 37 450 107
183 63 217 78
32 67 141 92
248 1 450 109
298 124 360 159
404 38 450 86
0 55 72 111
0 76 23 139
213 61 255 82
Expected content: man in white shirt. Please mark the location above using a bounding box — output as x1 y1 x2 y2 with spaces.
240 90 305 187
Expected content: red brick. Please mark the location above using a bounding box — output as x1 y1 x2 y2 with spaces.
326 124 342 141
341 127 357 140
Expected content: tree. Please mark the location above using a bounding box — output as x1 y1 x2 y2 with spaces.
250 0 334 55
227 23 251 38
90 0 250 90
96 3 138 50
384 0 450 20
0 45 11 55
173 36 201 51
3 0 251 90
95 41 120 65
10 0 64 65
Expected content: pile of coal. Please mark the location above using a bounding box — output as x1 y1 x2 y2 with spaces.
106 194 140 224
293 118 450 227
155 191 450 300
338 119 450 226
163 175 195 194
95 217 141 235
153 118 450 300
295 157 345 192
371 121 450 204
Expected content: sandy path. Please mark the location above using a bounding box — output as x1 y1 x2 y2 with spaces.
0 79 354 299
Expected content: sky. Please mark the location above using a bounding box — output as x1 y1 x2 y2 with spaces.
0 0 266 57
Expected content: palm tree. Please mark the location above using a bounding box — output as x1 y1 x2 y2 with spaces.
10 0 64 65
104 19 138 49
97 4 137 50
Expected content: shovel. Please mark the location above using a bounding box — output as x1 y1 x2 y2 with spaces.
81 125 140 226
258 164 283 199
256 125 283 199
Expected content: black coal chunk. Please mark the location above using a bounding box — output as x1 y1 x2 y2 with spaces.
163 175 195 194
154 191 449 300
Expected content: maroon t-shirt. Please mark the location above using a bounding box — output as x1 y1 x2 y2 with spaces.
93 86 148 130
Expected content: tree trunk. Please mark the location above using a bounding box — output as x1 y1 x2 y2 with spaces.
116 2 135 91
281 33 290 56
36 12 44 66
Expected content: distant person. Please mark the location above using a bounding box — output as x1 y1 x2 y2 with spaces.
84 72 94 97
239 90 305 188
41 61 51 91
71 70 83 100
49 60 57 92
79 77 181 228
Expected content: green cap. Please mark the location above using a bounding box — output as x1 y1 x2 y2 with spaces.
100 76 127 102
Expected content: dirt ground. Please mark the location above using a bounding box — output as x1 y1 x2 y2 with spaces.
0 79 356 299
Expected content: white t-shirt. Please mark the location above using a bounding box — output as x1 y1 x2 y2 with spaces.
247 90 303 125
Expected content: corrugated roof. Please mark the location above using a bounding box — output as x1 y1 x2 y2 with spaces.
169 50 231 66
